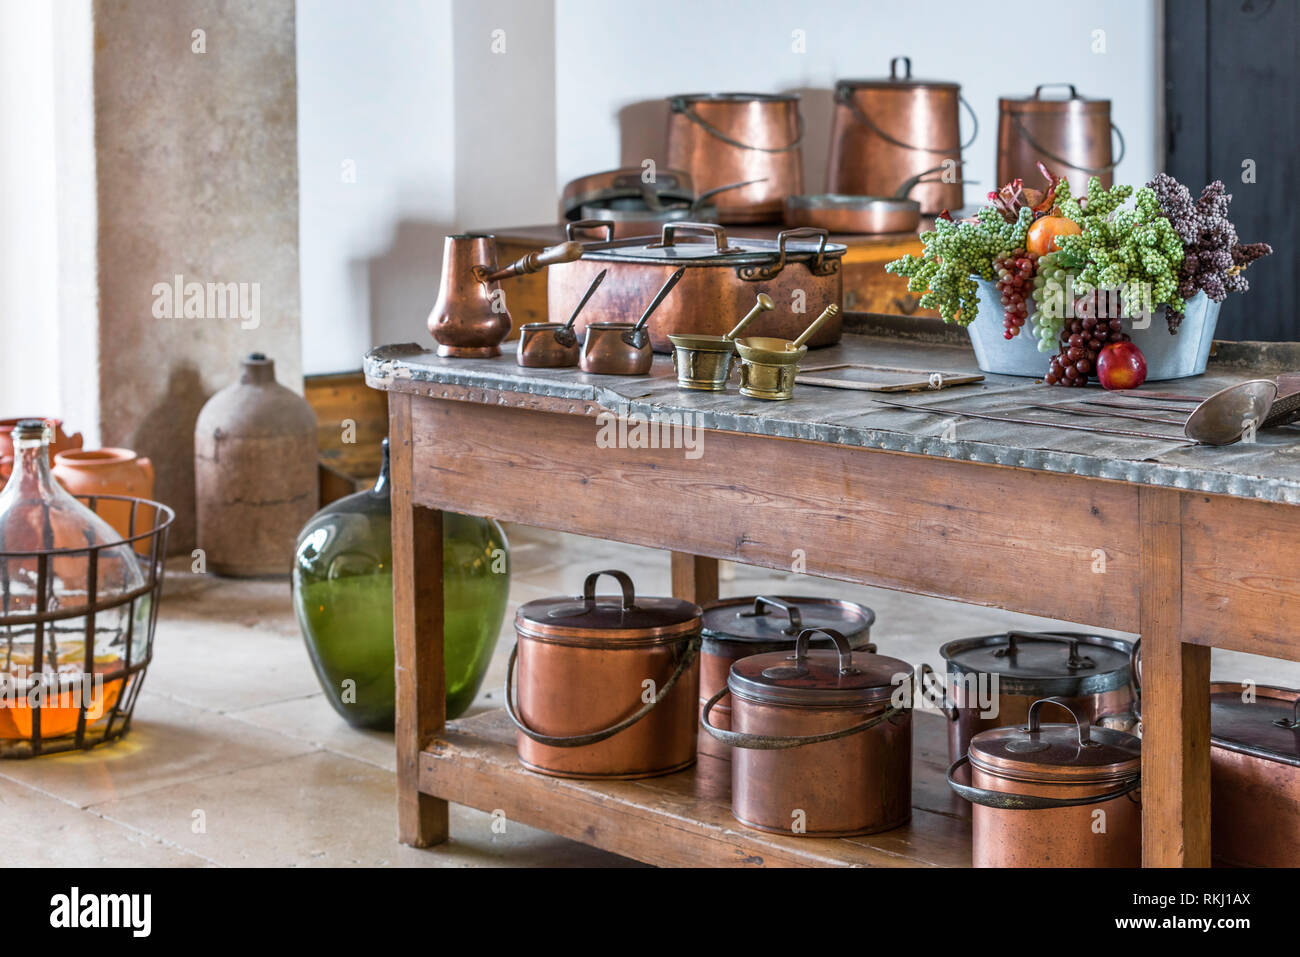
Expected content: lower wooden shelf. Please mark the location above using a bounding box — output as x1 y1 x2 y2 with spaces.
419 708 972 867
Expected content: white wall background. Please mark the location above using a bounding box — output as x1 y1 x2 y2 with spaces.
298 0 1160 375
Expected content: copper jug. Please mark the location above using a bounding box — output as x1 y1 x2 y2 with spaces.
428 233 582 358
997 84 1125 197
827 57 976 216
665 93 803 224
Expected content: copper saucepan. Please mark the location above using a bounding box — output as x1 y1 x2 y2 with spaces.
516 269 606 368
580 266 686 375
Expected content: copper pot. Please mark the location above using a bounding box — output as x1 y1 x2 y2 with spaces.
428 233 582 358
552 221 844 354
926 630 1136 769
702 628 912 837
517 269 606 369
507 569 701 779
997 84 1126 198
948 697 1142 868
579 266 684 375
827 57 975 216
1210 682 1300 868
696 596 876 761
666 93 803 224
561 167 695 222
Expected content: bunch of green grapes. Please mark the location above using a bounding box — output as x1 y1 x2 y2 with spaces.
885 207 1033 326
1029 250 1070 352
1054 183 1185 320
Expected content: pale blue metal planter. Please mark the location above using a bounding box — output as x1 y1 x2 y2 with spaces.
966 279 1222 380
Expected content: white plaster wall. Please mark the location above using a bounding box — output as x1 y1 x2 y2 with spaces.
296 0 456 375
553 0 1160 202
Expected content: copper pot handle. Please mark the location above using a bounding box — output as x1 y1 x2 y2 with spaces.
741 596 803 635
1129 637 1142 719
834 83 979 153
565 219 615 243
505 636 701 748
479 241 584 282
889 56 912 80
739 227 830 281
997 630 1096 671
700 684 908 751
919 663 957 720
1025 695 1096 747
1032 83 1080 100
791 627 856 673
648 221 739 254
1009 113 1127 175
668 97 804 154
947 754 1141 810
581 568 636 609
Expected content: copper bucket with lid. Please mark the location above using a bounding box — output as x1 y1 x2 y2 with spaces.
997 84 1126 197
948 696 1142 867
696 596 877 760
1208 682 1299 868
702 627 912 837
666 93 803 224
924 630 1136 769
507 569 701 779
827 57 977 216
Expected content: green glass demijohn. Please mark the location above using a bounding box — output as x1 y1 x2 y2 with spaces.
292 439 509 728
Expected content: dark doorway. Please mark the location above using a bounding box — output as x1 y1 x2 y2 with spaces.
1165 0 1297 341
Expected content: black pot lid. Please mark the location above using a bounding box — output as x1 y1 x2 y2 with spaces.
970 719 1141 782
730 647 911 708
516 569 700 644
1210 684 1300 767
940 631 1132 697
701 595 875 645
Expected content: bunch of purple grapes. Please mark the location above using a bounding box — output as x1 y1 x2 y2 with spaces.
1044 291 1131 387
994 252 1038 339
1147 174 1273 332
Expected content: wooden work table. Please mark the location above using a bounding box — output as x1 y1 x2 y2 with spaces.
365 333 1300 867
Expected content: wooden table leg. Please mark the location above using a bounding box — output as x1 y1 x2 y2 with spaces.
390 394 449 847
1139 486 1211 867
671 552 720 605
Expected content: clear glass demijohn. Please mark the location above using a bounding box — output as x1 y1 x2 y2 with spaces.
0 420 149 739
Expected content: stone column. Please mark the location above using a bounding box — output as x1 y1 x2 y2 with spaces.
93 0 302 550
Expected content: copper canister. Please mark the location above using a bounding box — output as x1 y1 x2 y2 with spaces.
697 595 876 761
997 84 1125 198
948 697 1142 868
929 630 1135 768
1210 682 1300 868
827 57 972 215
702 628 912 837
507 569 701 779
666 93 803 224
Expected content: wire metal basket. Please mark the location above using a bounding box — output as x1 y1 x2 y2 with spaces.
0 494 174 757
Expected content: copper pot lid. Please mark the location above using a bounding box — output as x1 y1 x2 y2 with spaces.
836 56 959 92
729 628 909 708
561 167 695 220
1210 682 1300 768
940 631 1132 697
701 595 875 650
573 221 845 266
1000 83 1110 113
969 698 1140 785
515 569 700 645
671 92 800 104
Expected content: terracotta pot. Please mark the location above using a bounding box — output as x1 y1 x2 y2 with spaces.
195 353 318 577
52 448 155 543
0 418 83 483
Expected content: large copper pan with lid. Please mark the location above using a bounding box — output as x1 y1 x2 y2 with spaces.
507 569 701 779
549 220 844 354
948 696 1142 867
924 630 1135 767
696 595 877 760
827 57 976 216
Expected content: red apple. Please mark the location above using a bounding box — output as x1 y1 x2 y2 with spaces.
1096 341 1147 390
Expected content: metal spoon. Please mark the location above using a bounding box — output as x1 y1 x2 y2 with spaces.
1183 379 1278 446
623 267 686 349
554 269 606 348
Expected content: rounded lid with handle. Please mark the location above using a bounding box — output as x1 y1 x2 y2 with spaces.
1210 682 1300 768
1000 83 1111 113
939 630 1132 697
837 56 959 92
729 628 910 708
515 569 701 645
701 595 875 652
969 697 1141 784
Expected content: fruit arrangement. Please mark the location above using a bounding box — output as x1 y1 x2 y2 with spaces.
885 165 1273 385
